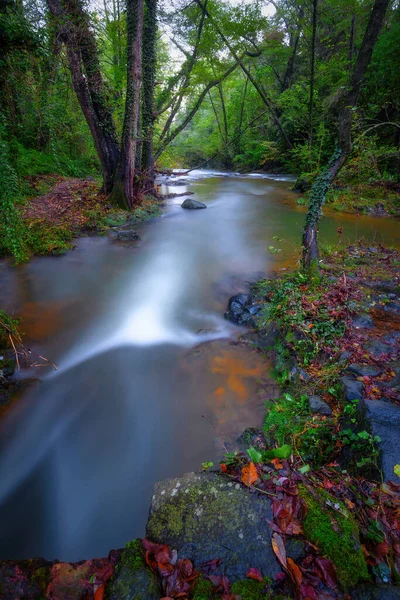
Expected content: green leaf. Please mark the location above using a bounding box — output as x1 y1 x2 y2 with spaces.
299 464 310 474
394 464 400 477
247 447 263 463
264 444 292 459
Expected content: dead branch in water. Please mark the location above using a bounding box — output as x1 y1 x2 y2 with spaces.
0 311 57 371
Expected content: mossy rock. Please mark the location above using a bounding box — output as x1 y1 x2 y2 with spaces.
300 485 369 589
106 539 161 600
146 472 280 582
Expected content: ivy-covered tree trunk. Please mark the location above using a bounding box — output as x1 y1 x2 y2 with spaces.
110 0 144 209
302 0 390 271
47 0 120 194
140 0 157 195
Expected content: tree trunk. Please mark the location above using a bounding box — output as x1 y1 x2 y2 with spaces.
302 0 390 271
48 0 119 193
109 0 144 209
47 0 120 194
140 0 157 195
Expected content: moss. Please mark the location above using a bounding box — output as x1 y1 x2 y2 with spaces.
193 574 217 599
32 566 51 596
300 485 369 589
231 578 271 599
25 221 73 255
105 539 161 600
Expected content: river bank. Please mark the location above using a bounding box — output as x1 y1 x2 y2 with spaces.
1 243 399 599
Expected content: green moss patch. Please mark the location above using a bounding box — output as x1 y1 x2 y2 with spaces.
300 485 369 588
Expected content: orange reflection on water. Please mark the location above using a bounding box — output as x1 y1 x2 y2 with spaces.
211 352 263 402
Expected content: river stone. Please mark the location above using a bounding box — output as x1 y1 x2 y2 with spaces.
225 293 257 327
308 395 332 416
352 314 375 329
240 322 279 351
146 472 280 581
351 584 400 599
346 364 382 378
364 339 393 358
181 198 207 209
116 229 140 241
359 399 400 482
341 376 364 401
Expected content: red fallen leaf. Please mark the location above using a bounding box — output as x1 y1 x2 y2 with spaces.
241 462 258 486
272 533 287 568
315 557 338 589
157 562 174 578
177 558 196 580
154 545 172 565
161 597 174 600
300 583 317 599
200 558 222 573
246 567 263 582
220 463 228 473
374 542 389 556
287 558 302 587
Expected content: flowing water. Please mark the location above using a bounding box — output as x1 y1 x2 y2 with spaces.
0 171 399 561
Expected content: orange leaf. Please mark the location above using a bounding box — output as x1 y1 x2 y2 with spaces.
272 533 287 568
220 463 228 473
271 458 284 470
241 462 258 487
287 558 302 586
94 585 106 600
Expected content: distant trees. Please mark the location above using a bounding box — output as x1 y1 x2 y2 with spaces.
302 0 391 270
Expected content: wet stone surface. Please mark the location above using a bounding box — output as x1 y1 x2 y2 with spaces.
146 471 280 581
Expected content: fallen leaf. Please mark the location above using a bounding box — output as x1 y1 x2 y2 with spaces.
287 558 302 586
272 533 287 568
271 458 284 470
241 462 258 486
246 567 263 582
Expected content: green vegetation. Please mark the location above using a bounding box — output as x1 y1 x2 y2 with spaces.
300 486 369 588
231 578 271 600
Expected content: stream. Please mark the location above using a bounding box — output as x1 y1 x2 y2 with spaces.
0 171 399 562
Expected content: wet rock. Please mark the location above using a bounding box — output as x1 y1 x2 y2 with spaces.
364 339 393 358
238 427 268 452
146 472 280 582
359 399 400 482
240 323 279 351
107 540 161 600
224 293 257 327
371 300 400 329
116 229 140 241
347 364 382 378
286 539 307 563
339 350 351 362
248 304 263 315
352 314 375 329
373 203 386 216
351 584 400 599
308 395 332 416
181 198 206 209
0 562 44 599
292 177 311 193
341 376 364 401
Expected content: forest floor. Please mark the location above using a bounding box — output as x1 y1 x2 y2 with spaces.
1 175 162 259
298 180 400 217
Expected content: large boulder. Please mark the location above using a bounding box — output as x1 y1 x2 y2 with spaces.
181 198 207 209
359 399 400 482
146 472 280 582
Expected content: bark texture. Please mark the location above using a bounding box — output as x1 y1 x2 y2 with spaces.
47 0 120 193
110 0 144 209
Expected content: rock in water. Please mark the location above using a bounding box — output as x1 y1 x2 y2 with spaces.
146 472 280 581
181 198 207 209
116 229 140 241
